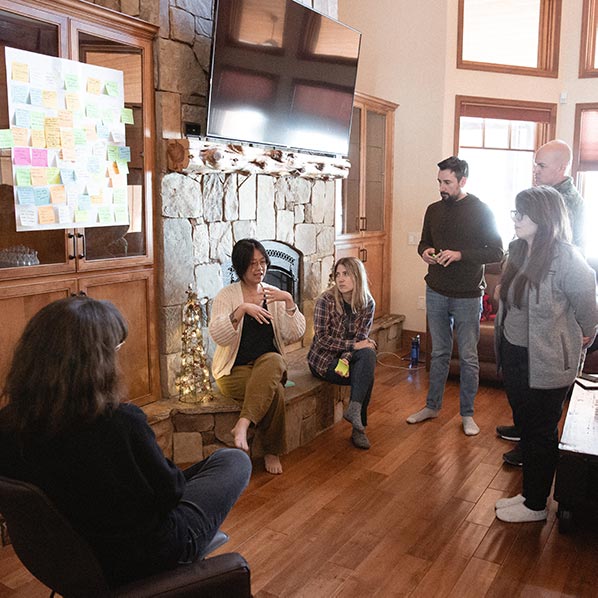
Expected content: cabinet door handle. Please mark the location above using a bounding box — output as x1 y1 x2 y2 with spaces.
68 232 76 260
362 248 368 262
355 216 360 232
361 217 367 231
77 232 86 260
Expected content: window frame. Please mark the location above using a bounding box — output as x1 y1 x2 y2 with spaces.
454 96 557 155
580 0 598 77
572 102 598 178
457 0 562 78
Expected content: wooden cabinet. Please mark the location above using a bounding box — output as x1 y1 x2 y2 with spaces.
335 92 397 316
0 0 159 405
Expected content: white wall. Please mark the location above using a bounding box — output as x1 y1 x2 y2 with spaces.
339 0 598 331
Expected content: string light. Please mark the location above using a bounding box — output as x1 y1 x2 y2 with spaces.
176 284 214 403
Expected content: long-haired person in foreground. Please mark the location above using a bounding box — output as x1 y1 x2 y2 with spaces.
494 186 597 523
0 297 251 585
209 238 306 475
308 257 377 449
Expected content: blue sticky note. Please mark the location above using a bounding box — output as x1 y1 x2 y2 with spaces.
29 88 43 106
12 85 29 104
78 193 91 210
60 168 75 183
17 186 35 205
118 146 131 162
33 187 51 206
14 109 31 129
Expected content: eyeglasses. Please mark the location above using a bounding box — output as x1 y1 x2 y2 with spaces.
510 210 524 222
115 340 126 352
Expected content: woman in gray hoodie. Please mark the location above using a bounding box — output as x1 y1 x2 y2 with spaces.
494 185 597 523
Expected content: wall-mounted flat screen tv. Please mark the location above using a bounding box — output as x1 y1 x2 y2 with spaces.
207 0 361 157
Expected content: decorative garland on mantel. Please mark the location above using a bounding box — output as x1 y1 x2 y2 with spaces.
166 138 351 180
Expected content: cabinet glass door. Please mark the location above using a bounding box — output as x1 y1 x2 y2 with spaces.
77 32 150 268
340 105 361 235
0 8 73 278
364 110 386 233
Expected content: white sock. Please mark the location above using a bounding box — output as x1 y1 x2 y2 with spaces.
462 416 480 436
406 407 439 424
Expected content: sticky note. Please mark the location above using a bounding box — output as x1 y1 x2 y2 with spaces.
29 111 45 130
46 167 61 184
85 123 97 141
65 92 81 112
12 62 29 83
17 186 35 205
31 129 46 148
64 73 79 92
57 204 71 223
42 90 58 109
14 109 31 129
116 160 129 174
30 167 47 186
19 205 37 227
87 78 102 94
11 85 29 104
34 187 51 205
112 187 127 204
50 185 66 204
86 103 100 119
0 129 14 148
107 145 119 161
96 124 110 139
60 128 75 149
98 205 114 223
78 194 91 210
60 168 75 183
58 110 73 128
118 146 131 162
38 205 56 224
105 81 119 97
15 167 31 186
73 128 87 145
29 88 43 106
75 209 90 222
31 148 48 167
121 107 134 124
114 204 128 222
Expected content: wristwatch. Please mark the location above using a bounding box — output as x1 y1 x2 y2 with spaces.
229 309 238 325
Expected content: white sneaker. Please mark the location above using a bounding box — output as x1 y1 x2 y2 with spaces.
496 502 547 523
462 416 480 436
406 407 439 424
495 494 525 510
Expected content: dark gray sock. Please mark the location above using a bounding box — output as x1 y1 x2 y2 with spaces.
343 401 364 431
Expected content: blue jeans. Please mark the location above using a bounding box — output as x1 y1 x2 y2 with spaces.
310 348 377 426
177 448 251 563
426 286 482 416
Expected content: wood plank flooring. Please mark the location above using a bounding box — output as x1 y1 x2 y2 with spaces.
2 355 598 597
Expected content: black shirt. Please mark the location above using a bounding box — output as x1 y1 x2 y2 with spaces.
234 303 278 365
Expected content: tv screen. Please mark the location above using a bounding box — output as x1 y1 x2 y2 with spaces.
207 0 361 157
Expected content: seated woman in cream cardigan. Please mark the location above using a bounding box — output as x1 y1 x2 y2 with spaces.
209 239 305 474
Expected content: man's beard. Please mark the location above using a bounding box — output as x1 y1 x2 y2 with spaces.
440 192 459 203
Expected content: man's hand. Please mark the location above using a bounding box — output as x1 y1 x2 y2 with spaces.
422 247 439 265
435 249 462 267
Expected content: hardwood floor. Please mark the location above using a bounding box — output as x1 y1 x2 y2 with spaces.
2 356 598 597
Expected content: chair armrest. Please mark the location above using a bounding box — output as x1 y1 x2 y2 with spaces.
114 553 251 598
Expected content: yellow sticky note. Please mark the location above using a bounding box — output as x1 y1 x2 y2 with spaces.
87 78 102 94
75 209 89 222
121 107 134 124
42 90 58 109
11 127 29 146
65 92 81 112
90 193 103 204
31 129 46 148
50 185 66 204
58 110 73 128
46 167 61 185
12 62 29 83
38 205 56 224
30 167 47 186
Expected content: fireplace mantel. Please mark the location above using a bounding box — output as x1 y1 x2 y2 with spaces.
167 138 351 180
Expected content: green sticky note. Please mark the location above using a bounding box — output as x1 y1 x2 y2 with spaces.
105 81 119 97
64 73 79 92
97 205 114 223
86 103 100 119
121 107 134 124
112 187 127 204
15 167 32 186
30 111 45 131
114 204 128 222
46 167 61 185
0 129 14 148
107 145 120 161
73 128 87 145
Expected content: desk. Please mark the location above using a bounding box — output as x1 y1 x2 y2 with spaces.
554 380 598 532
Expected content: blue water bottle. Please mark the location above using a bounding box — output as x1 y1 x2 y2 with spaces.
410 335 420 368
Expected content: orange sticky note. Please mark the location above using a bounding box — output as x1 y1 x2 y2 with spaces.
37 205 56 224
65 93 81 112
60 128 75 149
12 62 29 83
50 185 66 204
31 129 46 148
42 90 57 109
58 110 73 128
30 167 47 186
87 78 102 94
11 127 29 146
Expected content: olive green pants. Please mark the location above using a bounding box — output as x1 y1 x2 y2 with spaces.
216 352 287 455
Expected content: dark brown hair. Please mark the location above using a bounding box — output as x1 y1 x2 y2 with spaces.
2 296 128 443
500 185 571 308
231 238 271 281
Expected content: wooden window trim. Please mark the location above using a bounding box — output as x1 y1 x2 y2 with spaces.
572 103 598 177
454 96 557 155
580 0 598 77
457 0 561 78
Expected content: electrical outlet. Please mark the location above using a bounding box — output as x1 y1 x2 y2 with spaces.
408 232 419 246
417 296 425 310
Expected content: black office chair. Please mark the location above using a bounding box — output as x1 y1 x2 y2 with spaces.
0 476 251 597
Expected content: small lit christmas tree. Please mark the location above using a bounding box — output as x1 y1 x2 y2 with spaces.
176 285 214 403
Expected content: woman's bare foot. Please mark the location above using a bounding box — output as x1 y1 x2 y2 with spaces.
231 417 251 451
264 454 282 475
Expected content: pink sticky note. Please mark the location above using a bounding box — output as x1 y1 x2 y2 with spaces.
13 146 31 166
31 148 48 167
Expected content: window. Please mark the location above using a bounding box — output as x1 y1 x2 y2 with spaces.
455 96 556 246
573 103 598 257
457 0 561 77
580 0 598 77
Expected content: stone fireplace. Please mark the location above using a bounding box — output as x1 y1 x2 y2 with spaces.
159 171 338 399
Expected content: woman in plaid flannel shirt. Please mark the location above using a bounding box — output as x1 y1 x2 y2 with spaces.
308 257 377 449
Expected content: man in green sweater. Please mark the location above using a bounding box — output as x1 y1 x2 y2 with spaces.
407 156 504 435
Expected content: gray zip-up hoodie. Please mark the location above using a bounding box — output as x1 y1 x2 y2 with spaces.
495 241 598 389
